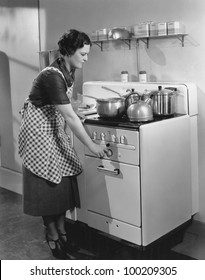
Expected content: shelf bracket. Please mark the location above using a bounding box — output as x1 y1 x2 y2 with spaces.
137 38 149 48
176 35 186 47
121 39 132 49
93 41 103 51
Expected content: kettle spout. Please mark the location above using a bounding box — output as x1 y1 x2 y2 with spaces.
144 97 153 106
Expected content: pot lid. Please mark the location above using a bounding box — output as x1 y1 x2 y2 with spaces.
153 86 176 96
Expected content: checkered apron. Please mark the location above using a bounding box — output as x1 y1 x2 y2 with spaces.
18 68 82 184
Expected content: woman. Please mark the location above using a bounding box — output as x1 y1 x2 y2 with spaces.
18 29 107 259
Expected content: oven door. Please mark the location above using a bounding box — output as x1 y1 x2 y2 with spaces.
85 156 141 227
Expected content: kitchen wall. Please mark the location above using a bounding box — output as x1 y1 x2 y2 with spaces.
38 0 205 222
0 0 39 172
0 0 205 223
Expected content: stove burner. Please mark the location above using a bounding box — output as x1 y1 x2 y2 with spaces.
98 113 174 122
84 113 183 129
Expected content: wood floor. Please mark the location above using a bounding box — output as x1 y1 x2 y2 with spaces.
0 186 198 260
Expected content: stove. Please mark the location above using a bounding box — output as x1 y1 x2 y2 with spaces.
69 81 199 248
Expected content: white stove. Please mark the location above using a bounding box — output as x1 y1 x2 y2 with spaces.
68 81 199 247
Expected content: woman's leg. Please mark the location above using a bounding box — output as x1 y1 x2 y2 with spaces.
42 215 59 240
55 211 79 253
55 212 66 236
42 215 68 259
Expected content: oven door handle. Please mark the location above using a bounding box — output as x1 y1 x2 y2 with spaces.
97 165 120 176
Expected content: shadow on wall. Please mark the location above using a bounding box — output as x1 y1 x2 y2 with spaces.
145 44 167 66
0 51 17 171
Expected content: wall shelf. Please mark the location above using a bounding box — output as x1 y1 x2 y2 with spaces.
92 34 188 50
135 34 188 48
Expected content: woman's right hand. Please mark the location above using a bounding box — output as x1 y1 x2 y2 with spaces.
89 142 108 158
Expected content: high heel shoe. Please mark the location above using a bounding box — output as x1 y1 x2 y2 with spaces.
46 236 68 259
59 233 80 254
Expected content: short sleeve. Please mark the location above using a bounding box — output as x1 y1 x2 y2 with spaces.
42 70 70 105
29 68 71 106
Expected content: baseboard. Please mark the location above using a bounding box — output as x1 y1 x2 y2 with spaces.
0 167 22 194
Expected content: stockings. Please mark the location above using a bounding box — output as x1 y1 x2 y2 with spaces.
42 212 66 241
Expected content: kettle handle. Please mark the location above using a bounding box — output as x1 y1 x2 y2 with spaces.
125 91 140 108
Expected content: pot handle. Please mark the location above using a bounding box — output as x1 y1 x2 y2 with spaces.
101 86 122 97
83 95 98 100
164 87 177 91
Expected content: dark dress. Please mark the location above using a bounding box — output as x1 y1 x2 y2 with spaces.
23 166 80 216
21 57 81 216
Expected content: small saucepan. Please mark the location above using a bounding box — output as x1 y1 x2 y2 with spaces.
83 95 125 118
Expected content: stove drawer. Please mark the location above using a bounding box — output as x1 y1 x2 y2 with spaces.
85 156 141 226
87 211 142 245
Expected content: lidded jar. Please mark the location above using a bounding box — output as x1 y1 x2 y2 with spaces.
121 71 129 82
139 70 147 82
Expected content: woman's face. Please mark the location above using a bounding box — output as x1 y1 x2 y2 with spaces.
66 44 90 70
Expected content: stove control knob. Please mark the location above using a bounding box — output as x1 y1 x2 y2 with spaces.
120 135 126 144
100 132 106 141
106 149 113 158
92 131 97 140
111 134 117 143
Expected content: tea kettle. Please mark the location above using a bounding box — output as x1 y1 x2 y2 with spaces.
125 90 153 122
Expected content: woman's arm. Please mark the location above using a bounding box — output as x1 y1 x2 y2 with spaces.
56 103 107 158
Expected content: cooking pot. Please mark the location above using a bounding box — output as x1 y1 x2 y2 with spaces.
125 91 153 122
108 28 130 40
152 86 177 116
83 95 125 118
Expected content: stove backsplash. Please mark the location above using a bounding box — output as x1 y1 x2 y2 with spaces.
82 81 198 116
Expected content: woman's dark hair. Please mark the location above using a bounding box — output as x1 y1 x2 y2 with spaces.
58 29 92 56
